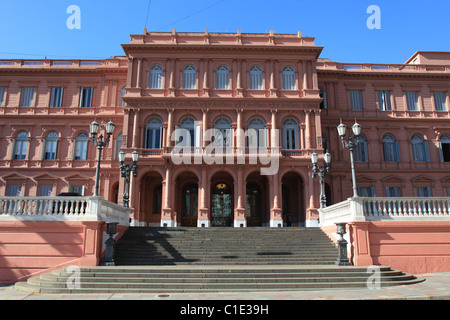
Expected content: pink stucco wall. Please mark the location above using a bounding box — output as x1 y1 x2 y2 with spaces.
347 221 450 274
0 221 127 285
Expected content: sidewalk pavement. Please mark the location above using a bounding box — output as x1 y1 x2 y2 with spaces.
1 271 450 300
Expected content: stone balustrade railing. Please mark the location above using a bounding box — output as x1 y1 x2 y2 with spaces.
0 196 130 226
319 197 450 227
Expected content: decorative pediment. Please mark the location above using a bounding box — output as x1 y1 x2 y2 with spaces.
33 173 61 181
1 172 30 182
411 175 435 183
356 175 376 183
381 175 406 183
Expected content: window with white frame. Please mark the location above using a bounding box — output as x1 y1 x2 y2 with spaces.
49 87 64 107
43 131 58 160
358 187 375 197
282 66 296 91
378 90 391 111
249 65 263 90
182 65 197 89
145 117 163 149
382 134 400 162
13 131 28 160
417 186 431 197
216 65 230 90
411 134 430 162
20 87 35 107
74 131 89 160
349 90 363 111
69 185 85 196
0 87 6 106
282 118 299 150
79 87 93 108
354 134 369 162
149 64 164 89
247 117 267 148
406 91 419 111
434 92 447 111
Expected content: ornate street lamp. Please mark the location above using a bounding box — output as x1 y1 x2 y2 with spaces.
311 151 331 208
335 222 352 266
90 119 115 196
337 119 361 198
119 150 139 208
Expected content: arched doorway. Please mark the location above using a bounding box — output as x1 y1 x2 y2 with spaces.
281 172 305 227
246 172 269 226
181 183 198 227
139 171 163 226
210 171 234 227
211 182 233 227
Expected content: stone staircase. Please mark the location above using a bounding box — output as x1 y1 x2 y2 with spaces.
14 227 423 294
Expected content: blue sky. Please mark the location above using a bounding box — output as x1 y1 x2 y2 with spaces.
0 0 449 64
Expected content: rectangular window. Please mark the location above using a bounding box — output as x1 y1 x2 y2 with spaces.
406 91 419 111
350 90 363 110
378 91 391 111
417 187 431 197
0 87 5 106
434 92 447 111
38 185 53 197
69 185 85 196
385 187 401 197
49 87 64 107
7 185 22 197
79 87 93 108
20 87 35 107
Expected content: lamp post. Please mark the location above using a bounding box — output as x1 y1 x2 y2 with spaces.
90 120 115 197
337 120 361 198
311 151 331 208
119 150 139 208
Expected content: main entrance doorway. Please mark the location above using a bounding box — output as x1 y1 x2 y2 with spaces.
181 183 198 227
211 182 233 227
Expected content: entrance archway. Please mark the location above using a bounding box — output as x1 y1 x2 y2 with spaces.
281 172 305 227
210 171 234 227
246 172 269 226
139 171 163 225
176 171 199 227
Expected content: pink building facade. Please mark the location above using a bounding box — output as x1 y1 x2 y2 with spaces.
1 30 450 230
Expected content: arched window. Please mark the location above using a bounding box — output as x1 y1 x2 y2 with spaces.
177 116 200 148
149 64 164 89
13 131 28 160
412 134 430 162
214 117 232 147
439 134 450 162
382 134 400 162
216 65 230 90
282 66 296 91
74 131 89 160
119 85 126 107
182 65 197 89
282 118 299 150
249 65 263 90
43 131 59 160
354 134 369 162
145 117 163 149
248 117 267 148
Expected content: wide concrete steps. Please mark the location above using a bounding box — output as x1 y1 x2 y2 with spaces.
15 265 423 294
114 227 339 266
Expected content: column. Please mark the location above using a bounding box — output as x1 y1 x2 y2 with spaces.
198 166 210 227
234 166 246 227
132 109 139 149
165 108 173 148
305 110 312 149
162 165 174 227
136 58 143 89
270 173 283 227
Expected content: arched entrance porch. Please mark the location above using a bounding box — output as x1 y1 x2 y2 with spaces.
210 171 234 227
175 171 199 227
139 171 163 226
281 172 305 227
246 172 269 226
